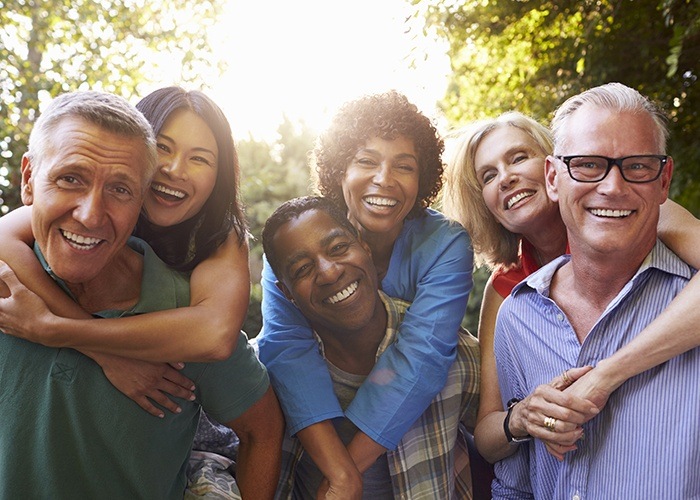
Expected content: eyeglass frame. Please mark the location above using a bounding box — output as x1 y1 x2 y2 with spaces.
554 155 669 183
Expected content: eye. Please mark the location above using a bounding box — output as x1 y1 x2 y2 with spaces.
480 170 496 186
513 154 529 164
56 174 81 188
157 143 171 154
291 262 313 280
396 163 416 173
191 155 214 166
330 242 350 255
355 157 376 167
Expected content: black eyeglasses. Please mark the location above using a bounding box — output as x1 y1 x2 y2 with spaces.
555 155 669 183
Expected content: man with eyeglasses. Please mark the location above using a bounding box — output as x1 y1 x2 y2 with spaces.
491 82 699 499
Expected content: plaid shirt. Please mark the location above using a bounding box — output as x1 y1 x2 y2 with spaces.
275 292 481 499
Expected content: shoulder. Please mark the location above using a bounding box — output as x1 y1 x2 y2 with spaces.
399 208 471 253
128 236 191 309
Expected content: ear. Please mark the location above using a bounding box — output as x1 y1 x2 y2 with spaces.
275 280 295 305
658 156 674 204
20 154 35 205
544 155 560 203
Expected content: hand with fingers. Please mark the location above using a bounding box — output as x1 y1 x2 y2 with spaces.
562 365 616 417
0 260 54 343
507 367 599 461
94 353 196 418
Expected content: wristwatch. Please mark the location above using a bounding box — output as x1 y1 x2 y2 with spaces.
504 398 532 444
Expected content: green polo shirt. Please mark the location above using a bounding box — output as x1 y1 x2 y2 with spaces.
0 237 269 499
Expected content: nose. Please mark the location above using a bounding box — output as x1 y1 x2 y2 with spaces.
160 155 188 181
372 163 395 187
499 170 517 191
597 163 627 195
73 189 106 229
316 256 343 285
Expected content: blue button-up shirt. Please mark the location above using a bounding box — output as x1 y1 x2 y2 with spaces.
493 241 699 500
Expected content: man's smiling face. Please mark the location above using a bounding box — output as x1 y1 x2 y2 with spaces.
274 208 379 336
22 117 150 285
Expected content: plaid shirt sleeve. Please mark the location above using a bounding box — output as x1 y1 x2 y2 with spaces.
387 298 481 499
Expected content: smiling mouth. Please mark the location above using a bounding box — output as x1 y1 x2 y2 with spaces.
505 191 535 210
325 281 359 304
589 208 633 218
152 183 186 201
364 196 397 208
61 229 103 250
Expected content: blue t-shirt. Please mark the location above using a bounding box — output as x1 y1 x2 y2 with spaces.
257 208 473 448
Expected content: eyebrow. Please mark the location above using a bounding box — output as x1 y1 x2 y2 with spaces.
356 148 418 162
157 133 217 157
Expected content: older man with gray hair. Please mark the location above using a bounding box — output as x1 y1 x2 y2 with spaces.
492 82 699 499
0 91 282 499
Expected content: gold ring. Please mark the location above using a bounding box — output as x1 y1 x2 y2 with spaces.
562 370 572 385
544 416 557 432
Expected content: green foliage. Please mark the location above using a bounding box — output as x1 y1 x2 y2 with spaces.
0 0 223 214
238 118 316 336
239 116 316 262
415 0 700 215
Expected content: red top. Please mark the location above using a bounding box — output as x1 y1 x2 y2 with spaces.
491 239 543 298
491 238 570 298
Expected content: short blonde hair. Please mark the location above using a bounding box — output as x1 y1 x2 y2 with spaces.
442 112 553 268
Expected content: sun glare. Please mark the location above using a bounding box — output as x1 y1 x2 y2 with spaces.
202 0 451 141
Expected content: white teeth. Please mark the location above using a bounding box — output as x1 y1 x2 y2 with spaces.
365 196 397 207
152 184 186 199
61 230 102 249
590 208 633 218
326 281 359 304
506 191 535 209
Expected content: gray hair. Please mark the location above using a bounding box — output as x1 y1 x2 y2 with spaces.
27 91 157 183
551 82 668 154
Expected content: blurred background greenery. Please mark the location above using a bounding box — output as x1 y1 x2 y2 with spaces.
2 0 698 337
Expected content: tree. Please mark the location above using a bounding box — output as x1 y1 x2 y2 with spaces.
238 117 316 336
413 0 700 214
0 0 224 214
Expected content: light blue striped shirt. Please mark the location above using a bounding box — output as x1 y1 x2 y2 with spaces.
493 241 699 500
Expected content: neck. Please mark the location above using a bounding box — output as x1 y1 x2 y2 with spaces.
523 212 568 267
315 295 388 375
359 230 398 283
66 246 143 314
551 239 654 342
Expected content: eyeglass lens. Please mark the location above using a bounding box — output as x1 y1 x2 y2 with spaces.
568 156 663 182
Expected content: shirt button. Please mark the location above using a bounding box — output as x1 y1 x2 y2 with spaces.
572 495 580 500
557 313 565 322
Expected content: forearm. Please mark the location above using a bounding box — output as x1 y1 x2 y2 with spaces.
474 411 516 464
474 279 512 463
297 421 362 490
236 440 280 500
229 387 285 500
593 273 700 389
8 233 249 362
346 431 387 473
39 304 244 362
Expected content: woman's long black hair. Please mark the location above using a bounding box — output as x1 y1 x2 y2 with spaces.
133 87 247 272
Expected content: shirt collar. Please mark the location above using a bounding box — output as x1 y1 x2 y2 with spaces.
314 290 408 361
515 239 695 298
